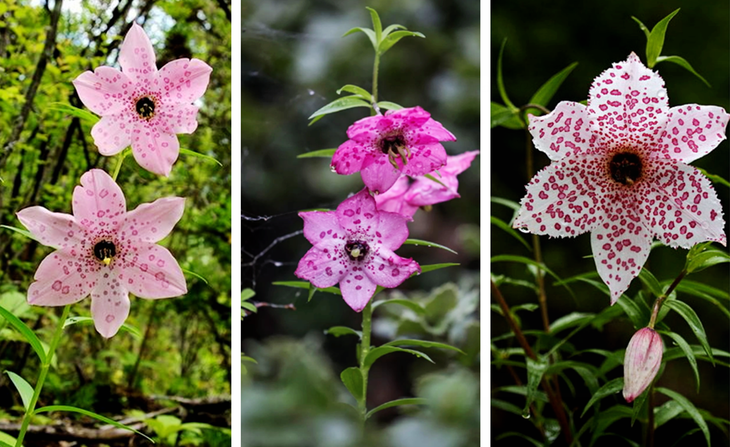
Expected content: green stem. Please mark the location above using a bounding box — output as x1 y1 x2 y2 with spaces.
372 52 381 108
15 305 70 447
358 300 373 423
648 269 686 328
111 148 130 181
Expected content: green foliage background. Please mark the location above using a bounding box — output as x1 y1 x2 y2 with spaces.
0 0 231 444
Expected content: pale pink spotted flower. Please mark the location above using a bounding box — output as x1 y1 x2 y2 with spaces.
17 169 187 338
376 150 479 219
514 53 728 304
295 189 421 312
331 106 456 194
623 327 663 402
73 23 212 176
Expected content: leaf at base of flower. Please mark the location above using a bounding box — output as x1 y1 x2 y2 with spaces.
5 371 33 410
297 148 337 159
365 398 427 419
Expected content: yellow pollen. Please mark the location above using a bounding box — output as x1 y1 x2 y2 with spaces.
350 247 361 258
103 257 112 266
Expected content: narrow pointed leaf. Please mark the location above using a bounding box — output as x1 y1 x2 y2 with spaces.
47 102 99 124
646 8 680 67
663 299 713 364
325 326 362 338
376 101 403 111
685 248 730 274
297 148 337 159
179 148 222 166
308 96 372 123
656 387 710 446
366 398 427 419
524 356 548 415
696 167 730 188
581 377 624 417
1 224 40 243
382 24 406 39
5 371 33 410
659 330 699 392
491 217 531 251
366 7 382 44
0 305 45 363
527 62 578 109
273 281 342 296
403 238 457 254
637 268 664 298
631 16 651 39
491 102 523 129
371 298 426 314
337 84 373 102
383 339 465 355
343 27 377 51
497 39 517 110
379 30 425 54
364 346 434 367
63 316 142 339
241 288 255 301
655 55 711 87
340 367 363 401
35 405 153 442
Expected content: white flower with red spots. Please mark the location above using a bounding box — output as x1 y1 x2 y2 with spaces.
295 189 421 312
17 169 187 338
375 150 479 218
513 53 728 304
331 106 456 194
623 327 663 402
73 23 212 177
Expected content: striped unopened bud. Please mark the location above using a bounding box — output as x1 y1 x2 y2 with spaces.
623 327 663 402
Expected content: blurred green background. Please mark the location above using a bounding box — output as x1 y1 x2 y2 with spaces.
492 1 730 445
242 1 479 446
0 0 231 445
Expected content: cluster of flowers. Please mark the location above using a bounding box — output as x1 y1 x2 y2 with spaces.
295 106 478 311
17 24 212 338
513 53 729 401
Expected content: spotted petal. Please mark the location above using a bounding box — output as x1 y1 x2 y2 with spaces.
335 189 380 234
17 207 85 249
300 210 343 247
91 114 133 156
131 124 180 177
360 158 402 194
122 197 185 244
375 209 410 251
72 169 126 230
656 105 729 164
119 23 158 84
294 246 346 289
339 269 377 312
73 67 131 116
529 101 597 161
332 140 370 175
27 250 95 306
90 273 130 338
364 246 420 288
399 142 447 178
158 58 213 104
157 103 200 134
119 244 187 299
591 202 652 304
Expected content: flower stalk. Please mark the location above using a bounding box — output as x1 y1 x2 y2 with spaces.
15 305 70 447
358 300 373 423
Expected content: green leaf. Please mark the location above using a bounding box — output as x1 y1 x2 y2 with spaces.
308 96 372 124
656 387 710 446
685 248 730 274
655 55 711 87
490 216 532 252
379 30 425 55
403 238 457 254
673 281 730 320
272 281 342 296
527 62 578 109
696 167 730 188
371 298 426 314
659 330 699 392
242 301 256 313
383 339 465 355
581 377 624 417
549 312 594 334
663 300 713 365
337 84 372 102
637 268 664 298
615 294 646 329
366 398 426 419
376 101 404 111
63 316 142 339
496 39 517 110
654 399 685 428
5 371 33 410
179 148 222 166
35 405 153 442
0 305 45 363
0 224 39 243
490 255 572 296
366 7 382 45
645 8 680 68
340 367 363 401
297 148 336 159
491 398 523 417
524 356 548 415
325 326 362 338
363 346 434 368
495 432 543 447
241 288 255 301
490 102 523 129
423 173 447 188
631 16 651 39
46 102 99 124
342 27 377 51
418 263 459 275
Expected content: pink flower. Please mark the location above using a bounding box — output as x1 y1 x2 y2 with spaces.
331 106 456 194
295 189 421 311
623 327 663 402
73 23 212 177
17 169 187 338
513 53 728 304
376 150 479 218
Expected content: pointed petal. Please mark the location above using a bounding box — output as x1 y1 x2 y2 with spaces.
528 101 597 161
17 207 85 249
91 114 133 156
157 103 200 134
299 210 343 247
655 104 729 164
119 23 157 84
346 114 389 143
294 246 347 289
122 197 185 244
514 154 607 237
131 124 180 176
331 140 370 175
27 250 95 306
399 142 447 177
374 209 410 251
590 202 652 304
374 175 417 218
339 269 377 312
158 58 212 104
72 169 126 229
335 189 380 234
587 52 669 145
384 106 431 131
119 244 187 299
640 161 726 248
72 67 131 116
410 117 456 144
360 157 401 194
90 273 130 338
363 246 420 288
406 151 479 208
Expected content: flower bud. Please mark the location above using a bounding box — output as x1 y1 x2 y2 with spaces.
623 327 663 402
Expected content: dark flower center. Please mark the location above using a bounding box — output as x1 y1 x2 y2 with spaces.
609 151 642 186
345 241 369 261
379 134 410 169
135 96 156 119
93 240 117 265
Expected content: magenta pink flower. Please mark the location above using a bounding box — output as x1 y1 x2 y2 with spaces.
513 53 728 304
376 150 479 218
295 189 421 311
17 169 187 338
73 23 212 177
331 106 456 194
623 327 663 402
